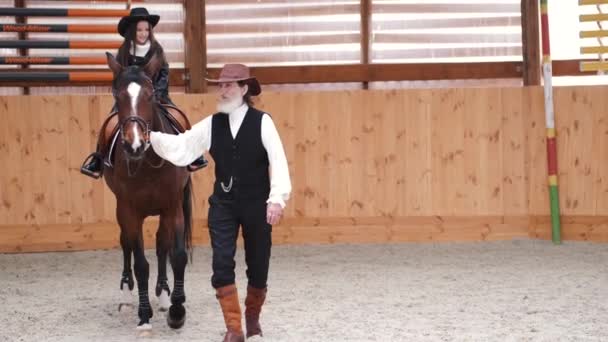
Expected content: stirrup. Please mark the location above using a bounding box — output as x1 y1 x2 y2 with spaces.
80 152 103 179
187 157 208 172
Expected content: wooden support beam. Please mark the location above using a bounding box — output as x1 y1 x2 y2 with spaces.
360 0 371 89
2 63 526 87
183 0 207 93
206 62 523 84
521 0 541 86
553 59 603 75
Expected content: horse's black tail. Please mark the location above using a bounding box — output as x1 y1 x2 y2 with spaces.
183 176 193 263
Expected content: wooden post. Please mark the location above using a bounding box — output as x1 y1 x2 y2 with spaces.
360 0 371 89
184 0 207 93
521 0 541 85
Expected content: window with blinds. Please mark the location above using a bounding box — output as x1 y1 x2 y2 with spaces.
206 0 522 67
205 0 362 67
371 0 522 63
1 0 527 93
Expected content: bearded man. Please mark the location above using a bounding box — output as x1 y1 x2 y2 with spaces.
149 64 291 342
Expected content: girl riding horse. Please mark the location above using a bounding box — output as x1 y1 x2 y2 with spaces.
80 7 206 178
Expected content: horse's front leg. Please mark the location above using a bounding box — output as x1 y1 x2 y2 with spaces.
117 205 153 331
164 206 188 329
155 223 171 312
118 231 134 312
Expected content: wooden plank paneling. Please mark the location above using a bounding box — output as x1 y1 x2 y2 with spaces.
501 87 528 215
554 87 596 214
0 216 532 253
530 216 608 241
431 88 466 214
3 87 608 252
403 90 432 215
527 86 549 215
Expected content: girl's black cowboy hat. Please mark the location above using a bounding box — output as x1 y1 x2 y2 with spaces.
117 8 160 37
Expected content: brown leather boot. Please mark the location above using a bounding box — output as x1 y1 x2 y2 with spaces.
245 286 267 338
216 285 245 342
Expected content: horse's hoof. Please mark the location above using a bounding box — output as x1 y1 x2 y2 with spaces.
119 288 134 312
136 323 152 331
118 303 134 312
158 289 170 312
167 304 186 329
136 323 153 338
137 330 153 338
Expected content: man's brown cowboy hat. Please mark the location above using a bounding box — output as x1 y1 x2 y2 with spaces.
205 64 261 96
117 7 160 37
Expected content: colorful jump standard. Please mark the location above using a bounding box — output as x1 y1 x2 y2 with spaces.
540 0 561 244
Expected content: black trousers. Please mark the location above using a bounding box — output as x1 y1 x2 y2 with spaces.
208 195 272 289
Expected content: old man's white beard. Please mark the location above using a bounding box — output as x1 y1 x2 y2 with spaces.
217 95 243 114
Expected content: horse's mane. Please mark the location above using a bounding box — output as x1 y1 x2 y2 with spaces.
113 66 148 91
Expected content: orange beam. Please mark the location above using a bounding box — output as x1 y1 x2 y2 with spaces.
69 41 122 49
68 72 113 82
67 9 129 17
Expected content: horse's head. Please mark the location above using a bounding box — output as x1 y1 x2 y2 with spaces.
107 52 162 161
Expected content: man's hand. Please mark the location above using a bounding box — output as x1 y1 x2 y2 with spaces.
266 203 283 225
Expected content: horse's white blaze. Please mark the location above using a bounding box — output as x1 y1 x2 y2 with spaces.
131 125 142 151
127 82 141 113
127 82 143 151
158 290 170 311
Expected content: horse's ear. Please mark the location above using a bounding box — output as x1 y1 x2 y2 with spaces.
143 53 162 79
106 52 122 75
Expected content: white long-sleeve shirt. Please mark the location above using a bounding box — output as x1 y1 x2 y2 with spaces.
150 103 292 208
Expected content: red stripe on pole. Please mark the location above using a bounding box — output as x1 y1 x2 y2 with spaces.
541 13 551 56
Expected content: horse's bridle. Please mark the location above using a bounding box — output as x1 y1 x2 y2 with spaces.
115 75 166 175
119 115 152 155
116 75 155 156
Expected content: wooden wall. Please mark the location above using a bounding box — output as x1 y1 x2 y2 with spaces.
0 86 607 253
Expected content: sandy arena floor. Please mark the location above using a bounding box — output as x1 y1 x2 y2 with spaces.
1 240 607 341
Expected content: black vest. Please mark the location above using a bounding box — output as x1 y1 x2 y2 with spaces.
210 107 270 200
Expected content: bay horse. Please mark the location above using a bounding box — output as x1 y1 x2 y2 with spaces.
103 52 192 331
